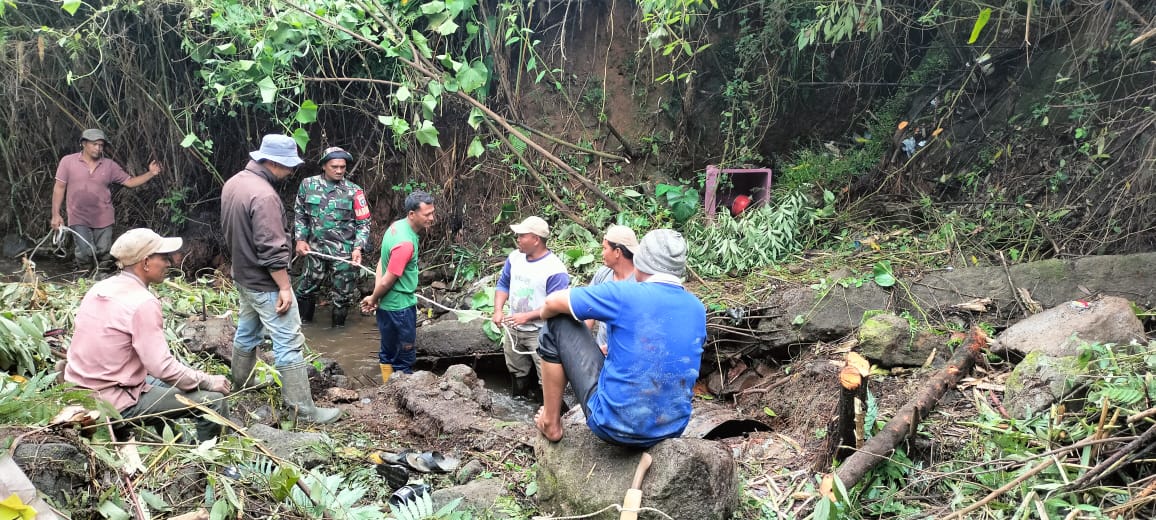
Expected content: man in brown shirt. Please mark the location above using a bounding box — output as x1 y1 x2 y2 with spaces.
50 128 163 271
221 134 340 424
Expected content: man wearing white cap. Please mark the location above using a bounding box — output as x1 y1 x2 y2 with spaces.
65 228 231 443
492 216 570 399
534 229 706 447
49 128 164 271
221 134 340 424
585 224 638 355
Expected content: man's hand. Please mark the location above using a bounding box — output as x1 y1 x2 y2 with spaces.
50 214 63 230
491 309 504 326
199 374 232 395
504 311 538 327
360 295 378 314
351 248 362 266
295 240 311 257
276 288 294 314
147 160 163 177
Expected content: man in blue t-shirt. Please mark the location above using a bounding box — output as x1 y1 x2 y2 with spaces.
536 229 707 448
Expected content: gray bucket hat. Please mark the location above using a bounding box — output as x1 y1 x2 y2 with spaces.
249 134 304 167
634 229 688 278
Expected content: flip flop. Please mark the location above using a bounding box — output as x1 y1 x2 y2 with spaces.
404 451 436 473
375 463 410 491
429 452 460 473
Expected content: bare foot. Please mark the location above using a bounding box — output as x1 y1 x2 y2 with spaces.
534 406 563 442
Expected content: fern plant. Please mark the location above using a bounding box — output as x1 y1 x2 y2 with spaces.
389 492 467 520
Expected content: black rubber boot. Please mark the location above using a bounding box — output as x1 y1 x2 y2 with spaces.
331 306 348 327
511 375 533 398
298 296 316 323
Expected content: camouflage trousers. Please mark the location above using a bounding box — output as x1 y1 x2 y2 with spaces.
294 254 360 308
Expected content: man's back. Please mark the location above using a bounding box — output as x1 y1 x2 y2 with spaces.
570 281 707 446
221 165 289 292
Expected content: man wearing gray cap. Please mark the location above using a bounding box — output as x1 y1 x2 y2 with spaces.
585 224 638 355
221 134 340 424
492 216 570 399
50 128 164 271
535 229 706 447
65 228 230 443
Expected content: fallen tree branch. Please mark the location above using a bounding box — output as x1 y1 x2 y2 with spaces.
941 457 1056 520
1062 421 1156 493
822 326 988 495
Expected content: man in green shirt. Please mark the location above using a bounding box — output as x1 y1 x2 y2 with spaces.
360 191 436 383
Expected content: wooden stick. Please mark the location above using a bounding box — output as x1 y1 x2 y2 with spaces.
1063 421 1156 492
823 327 988 494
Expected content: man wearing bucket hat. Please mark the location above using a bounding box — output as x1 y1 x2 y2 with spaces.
221 134 340 424
50 128 164 272
534 229 706 447
64 228 231 443
293 146 371 328
492 216 570 399
585 224 638 355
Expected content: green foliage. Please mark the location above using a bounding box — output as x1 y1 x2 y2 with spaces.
871 260 895 287
796 0 884 50
637 0 717 83
684 188 825 278
288 467 386 519
0 371 104 426
0 311 56 374
655 183 700 224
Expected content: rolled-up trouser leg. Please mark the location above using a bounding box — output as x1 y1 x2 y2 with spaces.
537 316 604 417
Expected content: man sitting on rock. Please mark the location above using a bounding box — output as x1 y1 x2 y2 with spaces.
534 229 706 447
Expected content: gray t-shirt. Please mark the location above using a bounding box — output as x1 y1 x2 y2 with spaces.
588 266 637 347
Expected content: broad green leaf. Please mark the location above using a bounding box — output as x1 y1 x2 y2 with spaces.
435 17 459 36
378 115 410 136
291 128 309 152
395 85 412 102
467 107 485 130
622 188 643 198
422 93 438 114
62 0 81 16
180 134 198 148
457 62 487 93
414 120 441 147
97 500 131 520
968 8 991 44
411 31 433 59
256 76 277 104
467 137 485 158
421 1 446 14
294 99 318 124
427 80 444 97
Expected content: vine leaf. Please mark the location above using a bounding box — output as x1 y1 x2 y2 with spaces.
294 99 318 124
467 137 484 158
414 120 441 147
968 8 992 44
62 0 81 16
257 76 277 104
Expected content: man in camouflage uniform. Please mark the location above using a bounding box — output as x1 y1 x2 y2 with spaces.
293 146 371 327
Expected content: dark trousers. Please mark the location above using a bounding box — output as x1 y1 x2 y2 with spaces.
537 316 605 417
376 306 417 372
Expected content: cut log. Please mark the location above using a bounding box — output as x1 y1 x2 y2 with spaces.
822 327 989 496
826 353 871 465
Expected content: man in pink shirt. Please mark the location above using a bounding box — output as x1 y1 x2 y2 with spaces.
64 228 231 443
49 128 164 272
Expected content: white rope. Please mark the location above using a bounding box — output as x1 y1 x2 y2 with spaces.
23 227 98 271
302 250 487 322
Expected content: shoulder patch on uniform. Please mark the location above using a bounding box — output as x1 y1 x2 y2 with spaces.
354 190 370 220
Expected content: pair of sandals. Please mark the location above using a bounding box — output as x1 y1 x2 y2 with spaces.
372 450 460 490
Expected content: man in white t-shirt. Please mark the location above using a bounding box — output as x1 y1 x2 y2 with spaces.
491 216 570 398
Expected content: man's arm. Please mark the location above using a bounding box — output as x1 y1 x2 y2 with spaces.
50 180 66 230
540 289 573 320
352 189 371 265
360 241 412 312
270 268 294 314
121 160 163 188
293 180 311 255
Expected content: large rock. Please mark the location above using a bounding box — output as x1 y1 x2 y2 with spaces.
430 478 508 517
535 427 737 520
389 365 494 437
858 313 950 367
12 442 89 506
997 296 1146 357
1003 351 1084 418
180 316 236 361
417 317 501 359
245 424 331 469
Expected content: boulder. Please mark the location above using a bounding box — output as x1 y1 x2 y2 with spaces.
430 478 507 517
1003 351 1084 418
535 427 737 520
245 424 331 469
389 365 494 437
180 316 236 361
997 296 1146 357
858 313 950 367
12 442 89 506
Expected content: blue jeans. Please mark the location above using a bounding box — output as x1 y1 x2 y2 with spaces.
376 306 416 373
234 286 305 367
